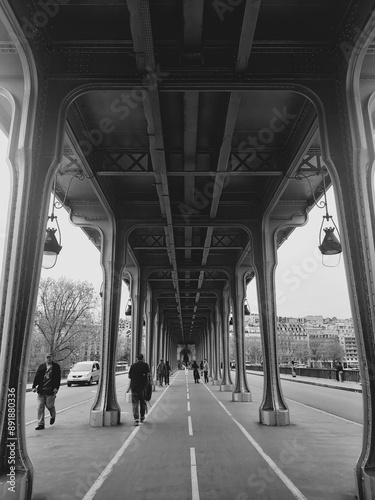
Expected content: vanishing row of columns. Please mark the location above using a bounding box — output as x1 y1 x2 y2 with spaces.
85 226 298 430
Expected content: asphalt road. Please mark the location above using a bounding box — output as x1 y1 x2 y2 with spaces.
246 372 363 425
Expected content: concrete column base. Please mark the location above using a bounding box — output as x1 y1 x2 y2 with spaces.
232 391 252 402
362 470 375 500
0 471 28 500
220 384 234 392
211 379 220 385
89 409 120 427
259 408 290 426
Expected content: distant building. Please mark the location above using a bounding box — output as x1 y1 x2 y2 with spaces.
244 313 260 338
219 313 357 368
277 317 307 341
334 319 358 367
305 315 324 324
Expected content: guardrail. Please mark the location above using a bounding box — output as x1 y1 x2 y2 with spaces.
245 364 361 383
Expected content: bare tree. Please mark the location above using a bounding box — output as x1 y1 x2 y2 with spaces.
34 277 100 363
290 341 309 365
308 337 321 362
317 338 345 365
117 318 132 362
29 328 46 370
245 338 263 364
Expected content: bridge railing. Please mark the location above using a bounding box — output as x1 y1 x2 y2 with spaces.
245 364 361 383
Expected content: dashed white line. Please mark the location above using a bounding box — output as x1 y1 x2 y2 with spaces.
187 377 200 500
190 447 200 500
188 415 193 435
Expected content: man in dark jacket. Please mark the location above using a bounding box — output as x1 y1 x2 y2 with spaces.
165 360 171 385
128 354 150 426
157 359 166 387
32 354 61 430
336 361 344 382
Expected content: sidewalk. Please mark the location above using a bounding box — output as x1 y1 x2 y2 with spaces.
247 369 362 393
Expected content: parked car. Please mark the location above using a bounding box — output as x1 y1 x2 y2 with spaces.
67 361 100 386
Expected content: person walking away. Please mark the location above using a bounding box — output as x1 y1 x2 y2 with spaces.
336 361 344 382
165 360 171 385
200 360 204 378
157 359 166 387
291 360 297 378
32 353 61 430
192 360 200 383
203 359 209 383
128 354 150 425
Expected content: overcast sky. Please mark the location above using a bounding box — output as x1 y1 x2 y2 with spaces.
248 190 351 318
0 131 352 319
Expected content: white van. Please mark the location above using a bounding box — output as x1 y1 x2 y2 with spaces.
67 361 101 386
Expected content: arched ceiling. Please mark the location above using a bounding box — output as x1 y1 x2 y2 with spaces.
0 0 373 344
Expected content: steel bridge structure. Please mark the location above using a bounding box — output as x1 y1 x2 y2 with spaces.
0 1 375 498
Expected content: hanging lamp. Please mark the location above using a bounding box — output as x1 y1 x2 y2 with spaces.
318 176 342 266
42 178 62 269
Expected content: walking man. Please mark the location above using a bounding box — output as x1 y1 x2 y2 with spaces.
157 358 166 387
203 358 209 383
32 353 61 430
128 354 150 425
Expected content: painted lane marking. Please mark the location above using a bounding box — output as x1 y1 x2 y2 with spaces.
203 384 308 500
285 397 362 427
188 415 193 436
190 447 200 500
82 385 171 500
187 377 200 499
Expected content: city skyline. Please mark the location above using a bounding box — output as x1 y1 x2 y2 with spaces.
0 131 352 319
